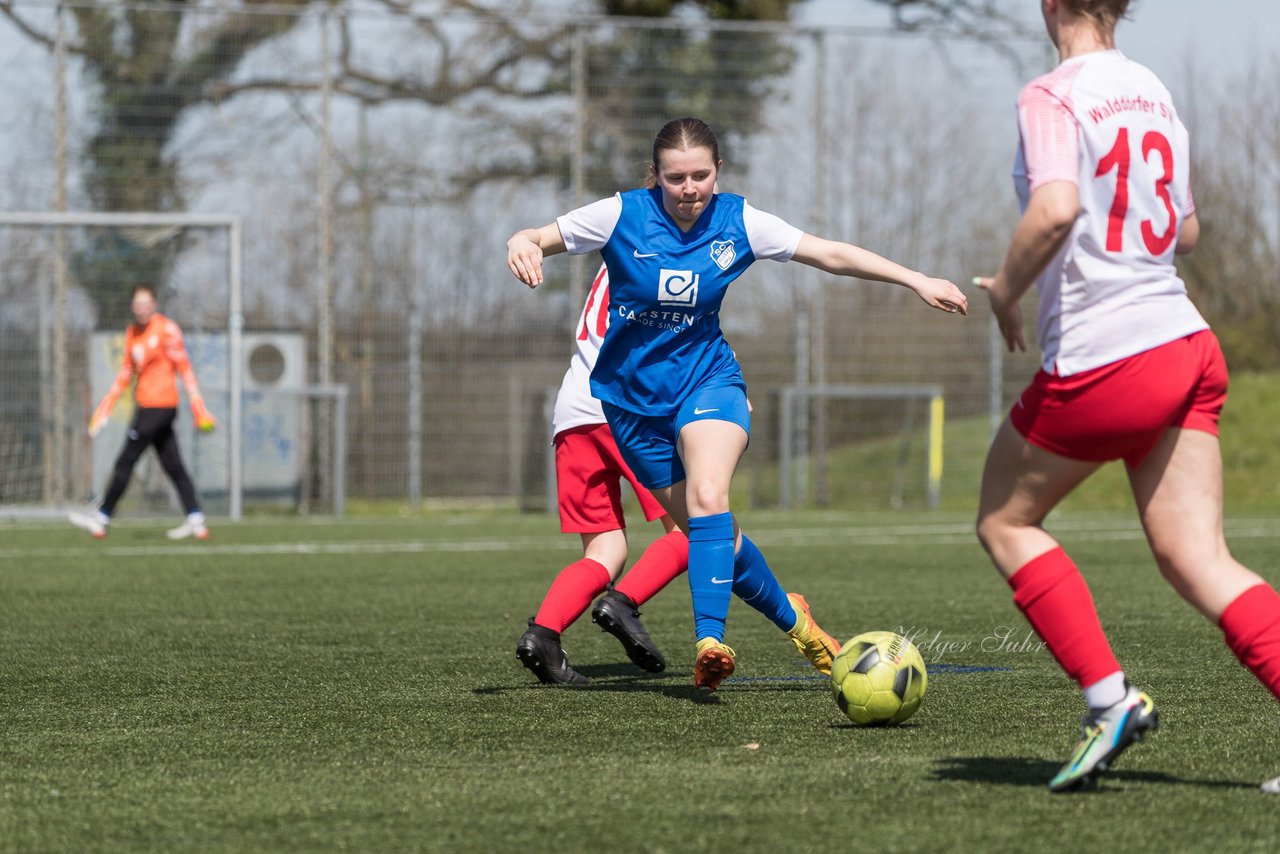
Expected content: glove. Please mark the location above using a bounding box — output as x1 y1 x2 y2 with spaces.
191 398 218 433
88 411 108 438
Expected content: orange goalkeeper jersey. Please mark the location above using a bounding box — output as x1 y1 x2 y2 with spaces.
101 313 201 410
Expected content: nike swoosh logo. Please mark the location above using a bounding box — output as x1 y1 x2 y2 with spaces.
710 577 732 584
633 250 659 258
693 407 719 415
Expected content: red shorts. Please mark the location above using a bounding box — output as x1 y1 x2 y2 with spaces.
1011 330 1228 469
554 423 666 533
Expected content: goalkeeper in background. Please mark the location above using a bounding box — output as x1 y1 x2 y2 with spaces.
69 283 216 541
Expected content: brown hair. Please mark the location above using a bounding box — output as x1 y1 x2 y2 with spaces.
652 117 721 173
1060 0 1132 30
131 283 157 301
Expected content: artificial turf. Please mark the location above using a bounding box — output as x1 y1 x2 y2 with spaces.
2 511 1278 851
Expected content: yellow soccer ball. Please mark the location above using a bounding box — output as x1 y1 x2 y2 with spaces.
831 631 927 726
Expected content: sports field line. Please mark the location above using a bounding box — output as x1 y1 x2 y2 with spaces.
3 517 1280 560
758 518 1280 547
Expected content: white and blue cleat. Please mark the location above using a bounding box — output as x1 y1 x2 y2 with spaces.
1048 684 1158 792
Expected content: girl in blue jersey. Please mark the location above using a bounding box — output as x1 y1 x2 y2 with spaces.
508 117 968 691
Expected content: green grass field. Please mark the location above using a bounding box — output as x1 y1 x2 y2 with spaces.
2 511 1278 852
754 371 1280 513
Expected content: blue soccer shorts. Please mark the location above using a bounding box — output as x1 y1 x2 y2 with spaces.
601 384 751 490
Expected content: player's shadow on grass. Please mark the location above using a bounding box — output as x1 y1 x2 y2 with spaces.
475 674 722 704
930 756 1257 791
578 665 827 702
478 664 827 703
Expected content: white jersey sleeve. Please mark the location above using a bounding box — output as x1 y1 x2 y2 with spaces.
742 201 805 261
556 196 623 255
551 263 611 437
1014 50 1207 376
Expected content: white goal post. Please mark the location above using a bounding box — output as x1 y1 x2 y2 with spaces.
0 211 252 516
0 212 350 522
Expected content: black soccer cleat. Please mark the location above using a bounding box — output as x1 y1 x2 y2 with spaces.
590 589 667 673
516 620 588 686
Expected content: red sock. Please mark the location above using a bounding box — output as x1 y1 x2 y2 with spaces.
614 531 689 606
1219 583 1280 701
1007 547 1123 689
534 558 611 633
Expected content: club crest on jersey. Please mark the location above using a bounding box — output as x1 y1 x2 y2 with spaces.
659 269 699 307
710 239 736 271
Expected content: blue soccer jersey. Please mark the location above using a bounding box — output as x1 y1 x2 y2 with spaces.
557 189 802 416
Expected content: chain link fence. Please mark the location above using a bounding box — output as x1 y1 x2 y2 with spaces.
0 1 1050 513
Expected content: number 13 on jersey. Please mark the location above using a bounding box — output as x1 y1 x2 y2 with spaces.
1095 127 1178 257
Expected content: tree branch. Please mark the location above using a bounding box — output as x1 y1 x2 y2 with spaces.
0 1 58 48
876 0 1032 34
865 0 1040 75
169 0 312 106
327 7 574 106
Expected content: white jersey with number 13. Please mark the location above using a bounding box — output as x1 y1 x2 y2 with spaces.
1014 49 1207 376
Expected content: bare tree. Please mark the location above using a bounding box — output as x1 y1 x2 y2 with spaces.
2 0 807 322
0 0 313 321
864 0 1040 73
220 0 808 202
869 0 1032 36
1178 54 1280 370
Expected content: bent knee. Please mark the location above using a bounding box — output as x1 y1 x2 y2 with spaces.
686 481 730 517
975 512 1005 555
1148 533 1224 578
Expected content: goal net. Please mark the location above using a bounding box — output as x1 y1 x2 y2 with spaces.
0 212 346 520
778 384 946 510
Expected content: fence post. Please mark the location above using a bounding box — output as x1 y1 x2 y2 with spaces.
568 25 587 331
779 386 795 509
228 217 244 520
51 5 69 503
407 206 423 508
989 312 1003 438
316 10 335 510
811 30 829 507
544 389 557 515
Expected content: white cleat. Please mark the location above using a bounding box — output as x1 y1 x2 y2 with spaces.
1262 775 1280 794
68 511 108 539
166 520 210 541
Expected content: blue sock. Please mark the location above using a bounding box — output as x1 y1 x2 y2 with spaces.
732 535 795 631
686 512 736 642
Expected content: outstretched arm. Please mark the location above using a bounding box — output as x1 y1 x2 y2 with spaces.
507 223 567 288
791 234 968 315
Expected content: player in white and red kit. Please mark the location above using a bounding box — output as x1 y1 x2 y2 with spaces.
515 263 690 686
975 0 1280 793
